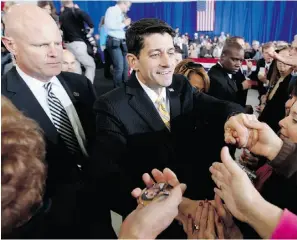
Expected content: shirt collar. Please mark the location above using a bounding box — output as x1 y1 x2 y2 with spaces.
135 72 166 103
218 62 232 79
16 65 60 90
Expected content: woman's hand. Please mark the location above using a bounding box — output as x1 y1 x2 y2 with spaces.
242 118 283 160
210 147 264 223
212 194 243 239
186 200 222 239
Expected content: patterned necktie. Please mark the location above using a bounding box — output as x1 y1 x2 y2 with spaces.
44 82 80 154
155 96 170 130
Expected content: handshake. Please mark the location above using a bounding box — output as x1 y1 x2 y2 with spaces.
119 113 284 239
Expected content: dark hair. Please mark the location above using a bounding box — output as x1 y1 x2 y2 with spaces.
126 18 175 57
221 41 244 56
262 42 274 51
174 59 210 92
288 78 297 97
174 45 183 54
226 36 244 44
37 1 57 15
269 46 291 87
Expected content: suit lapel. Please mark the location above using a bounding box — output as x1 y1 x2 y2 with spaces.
5 68 59 144
167 87 180 130
57 74 78 105
126 72 168 131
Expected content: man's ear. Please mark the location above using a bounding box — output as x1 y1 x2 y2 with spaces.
126 53 139 71
1 36 17 56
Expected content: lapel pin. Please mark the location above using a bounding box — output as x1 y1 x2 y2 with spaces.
168 88 174 92
73 92 79 97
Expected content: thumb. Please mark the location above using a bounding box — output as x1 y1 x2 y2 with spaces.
165 184 186 207
220 147 243 176
242 118 263 130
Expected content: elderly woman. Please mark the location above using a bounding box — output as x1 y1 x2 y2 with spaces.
174 59 210 93
1 96 47 237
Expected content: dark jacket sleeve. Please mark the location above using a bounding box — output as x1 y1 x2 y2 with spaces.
89 96 136 217
78 9 94 28
194 90 245 126
270 139 297 185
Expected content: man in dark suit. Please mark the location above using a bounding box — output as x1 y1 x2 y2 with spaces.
248 42 275 100
224 37 254 109
91 18 245 238
1 5 116 238
208 41 247 105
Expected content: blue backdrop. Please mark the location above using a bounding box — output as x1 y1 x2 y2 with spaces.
54 1 297 43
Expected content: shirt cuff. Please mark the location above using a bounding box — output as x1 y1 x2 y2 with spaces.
271 209 297 239
270 139 296 168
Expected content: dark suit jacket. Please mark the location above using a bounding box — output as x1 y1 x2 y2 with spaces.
91 72 244 237
234 69 248 107
258 74 291 133
208 63 240 104
249 58 275 97
2 68 116 239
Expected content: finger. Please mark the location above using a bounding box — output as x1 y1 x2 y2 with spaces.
163 183 185 208
210 168 226 186
224 131 236 145
214 188 224 201
199 201 209 232
226 114 249 148
151 168 166 183
214 194 231 225
131 188 142 198
220 147 244 177
207 204 215 233
211 174 227 192
214 211 225 239
194 201 204 225
163 168 180 187
211 162 230 179
187 215 194 238
142 173 155 187
242 117 263 130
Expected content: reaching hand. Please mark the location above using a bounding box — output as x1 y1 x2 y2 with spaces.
224 113 258 148
212 195 243 239
119 183 186 239
242 118 283 160
209 147 263 223
186 200 222 239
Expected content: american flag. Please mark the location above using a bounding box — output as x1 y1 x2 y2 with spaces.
197 0 215 31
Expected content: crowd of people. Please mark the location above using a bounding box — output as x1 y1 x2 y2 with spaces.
1 1 297 239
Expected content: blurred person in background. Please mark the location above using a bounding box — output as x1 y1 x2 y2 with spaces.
37 1 59 25
62 49 77 73
60 0 96 83
174 59 210 92
104 1 132 87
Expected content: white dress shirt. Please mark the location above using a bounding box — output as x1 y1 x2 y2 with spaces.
136 72 170 118
16 65 88 157
104 4 126 39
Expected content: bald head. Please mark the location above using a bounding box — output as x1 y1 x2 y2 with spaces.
62 50 76 73
5 4 58 39
2 4 63 81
